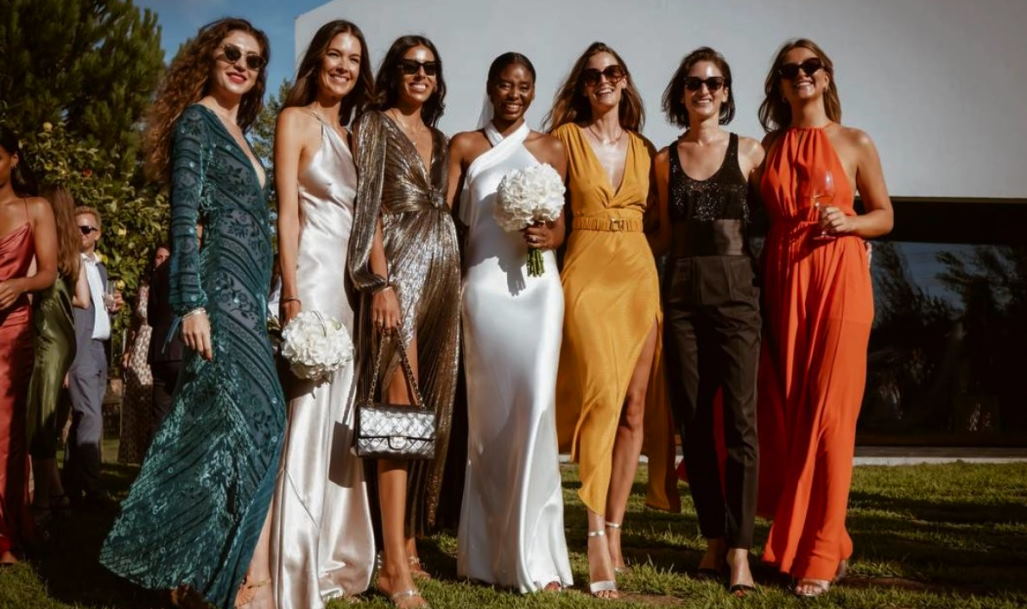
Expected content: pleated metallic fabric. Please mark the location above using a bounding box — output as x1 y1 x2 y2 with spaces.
100 104 285 609
348 110 460 535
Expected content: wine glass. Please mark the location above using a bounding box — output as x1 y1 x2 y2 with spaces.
103 280 117 311
811 168 836 241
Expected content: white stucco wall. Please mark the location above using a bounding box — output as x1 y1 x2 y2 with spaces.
296 0 1027 198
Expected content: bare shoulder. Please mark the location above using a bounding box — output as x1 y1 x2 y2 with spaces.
527 131 565 164
277 106 314 129
25 196 52 220
738 135 765 164
837 124 875 149
449 130 489 163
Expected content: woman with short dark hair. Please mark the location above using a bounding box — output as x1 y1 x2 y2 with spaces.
651 46 764 596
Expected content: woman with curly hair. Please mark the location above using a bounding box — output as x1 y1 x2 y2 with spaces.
348 34 459 609
268 19 376 608
755 39 892 598
543 42 667 599
99 18 285 609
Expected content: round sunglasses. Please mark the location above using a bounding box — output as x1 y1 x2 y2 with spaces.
219 43 267 72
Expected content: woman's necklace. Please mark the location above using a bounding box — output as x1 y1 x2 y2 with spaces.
587 123 625 146
386 108 426 138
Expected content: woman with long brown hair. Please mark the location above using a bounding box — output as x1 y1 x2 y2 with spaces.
0 126 58 566
26 184 89 537
348 34 459 609
755 38 893 598
544 42 663 599
99 18 286 609
267 19 376 608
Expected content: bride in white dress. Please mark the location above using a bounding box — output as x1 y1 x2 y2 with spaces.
266 21 375 609
446 52 573 593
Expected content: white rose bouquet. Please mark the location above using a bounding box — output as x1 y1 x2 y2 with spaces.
280 310 354 383
494 163 566 277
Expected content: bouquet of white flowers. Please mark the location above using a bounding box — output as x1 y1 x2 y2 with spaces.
280 310 354 383
494 163 566 276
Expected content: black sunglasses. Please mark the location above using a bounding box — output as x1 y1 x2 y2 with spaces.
778 58 824 80
79 225 99 235
581 65 626 86
397 59 439 76
684 76 727 92
220 43 267 72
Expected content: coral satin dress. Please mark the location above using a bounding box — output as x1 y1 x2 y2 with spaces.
0 220 35 557
757 126 873 580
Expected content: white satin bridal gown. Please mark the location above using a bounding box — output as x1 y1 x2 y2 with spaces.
270 112 374 608
457 121 573 593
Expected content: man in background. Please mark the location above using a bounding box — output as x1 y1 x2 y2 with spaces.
66 206 121 509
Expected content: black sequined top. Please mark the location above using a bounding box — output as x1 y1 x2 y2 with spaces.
668 133 752 257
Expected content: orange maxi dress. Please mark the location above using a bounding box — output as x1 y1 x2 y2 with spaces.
553 124 677 516
757 126 874 581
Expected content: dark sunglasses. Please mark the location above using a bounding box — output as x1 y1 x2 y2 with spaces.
397 59 439 76
79 225 99 235
778 58 824 80
684 76 727 92
581 65 626 86
220 43 267 72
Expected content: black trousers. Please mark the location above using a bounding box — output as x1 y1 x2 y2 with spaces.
148 361 180 450
663 255 760 548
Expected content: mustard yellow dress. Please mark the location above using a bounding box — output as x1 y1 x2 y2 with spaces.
553 124 676 515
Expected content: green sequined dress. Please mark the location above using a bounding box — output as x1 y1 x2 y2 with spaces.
101 104 285 609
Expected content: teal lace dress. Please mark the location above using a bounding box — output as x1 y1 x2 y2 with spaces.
100 104 285 608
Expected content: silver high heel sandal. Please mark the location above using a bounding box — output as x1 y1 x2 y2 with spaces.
587 529 619 599
605 520 630 575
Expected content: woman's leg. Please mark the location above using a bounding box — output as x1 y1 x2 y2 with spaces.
234 510 274 608
604 321 659 572
376 337 427 608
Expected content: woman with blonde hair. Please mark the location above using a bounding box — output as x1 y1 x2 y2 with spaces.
755 38 893 598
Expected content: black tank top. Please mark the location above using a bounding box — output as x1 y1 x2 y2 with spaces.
668 133 751 257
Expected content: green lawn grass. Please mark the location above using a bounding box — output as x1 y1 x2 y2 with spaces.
2 461 1025 609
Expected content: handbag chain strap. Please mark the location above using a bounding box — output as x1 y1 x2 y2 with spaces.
365 329 426 410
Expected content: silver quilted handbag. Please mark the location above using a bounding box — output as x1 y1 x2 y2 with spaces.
355 333 435 460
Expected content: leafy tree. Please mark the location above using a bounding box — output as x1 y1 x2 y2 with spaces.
1 0 164 174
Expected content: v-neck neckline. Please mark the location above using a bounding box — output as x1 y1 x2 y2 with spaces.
576 123 632 197
381 111 434 180
307 110 352 158
195 104 267 190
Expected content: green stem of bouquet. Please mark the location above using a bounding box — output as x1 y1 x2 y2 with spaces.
528 248 544 277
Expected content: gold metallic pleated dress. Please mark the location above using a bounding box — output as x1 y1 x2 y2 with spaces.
348 110 461 535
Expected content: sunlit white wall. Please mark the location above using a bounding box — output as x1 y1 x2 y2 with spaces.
296 0 1027 198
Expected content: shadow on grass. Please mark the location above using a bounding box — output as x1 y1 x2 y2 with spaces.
33 462 166 609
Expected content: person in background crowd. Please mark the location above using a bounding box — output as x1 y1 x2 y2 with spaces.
65 203 122 509
0 125 58 564
145 242 182 444
26 184 90 539
117 244 169 464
